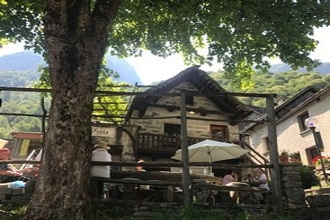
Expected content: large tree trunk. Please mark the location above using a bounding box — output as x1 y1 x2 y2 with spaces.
23 1 120 219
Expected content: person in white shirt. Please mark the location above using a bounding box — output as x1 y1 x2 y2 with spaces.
91 141 111 198
252 168 269 190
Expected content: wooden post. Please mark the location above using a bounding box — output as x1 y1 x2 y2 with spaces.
266 95 283 212
180 92 191 206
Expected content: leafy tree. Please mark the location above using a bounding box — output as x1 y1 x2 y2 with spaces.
0 91 45 138
34 64 131 124
1 1 330 219
0 116 10 138
92 71 131 123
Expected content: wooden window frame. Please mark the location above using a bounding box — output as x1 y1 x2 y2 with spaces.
297 111 309 132
210 124 228 141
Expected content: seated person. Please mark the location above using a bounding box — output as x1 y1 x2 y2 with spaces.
0 148 29 183
252 168 270 190
135 159 146 172
222 170 238 185
135 159 150 190
222 170 240 202
91 141 112 198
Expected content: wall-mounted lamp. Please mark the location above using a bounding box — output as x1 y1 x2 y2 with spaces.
305 117 328 183
188 111 197 115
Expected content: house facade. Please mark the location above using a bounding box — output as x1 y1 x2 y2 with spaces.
121 66 254 177
242 85 330 165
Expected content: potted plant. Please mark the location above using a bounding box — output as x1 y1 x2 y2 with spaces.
279 150 289 163
300 165 320 189
289 152 301 163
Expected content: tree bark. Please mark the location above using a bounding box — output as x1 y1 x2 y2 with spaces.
23 1 120 219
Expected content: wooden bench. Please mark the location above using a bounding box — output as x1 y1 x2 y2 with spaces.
0 183 26 203
191 182 268 204
0 180 36 204
90 177 182 202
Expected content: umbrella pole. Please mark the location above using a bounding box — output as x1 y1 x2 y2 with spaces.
208 151 213 175
208 165 212 175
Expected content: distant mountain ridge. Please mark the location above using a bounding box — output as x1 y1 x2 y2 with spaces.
0 51 142 85
1 52 330 87
269 63 330 74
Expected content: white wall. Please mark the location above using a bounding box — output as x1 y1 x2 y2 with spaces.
248 90 330 165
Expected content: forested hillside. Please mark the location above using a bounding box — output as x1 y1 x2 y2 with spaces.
0 90 49 139
0 52 138 139
1 58 330 139
210 70 330 107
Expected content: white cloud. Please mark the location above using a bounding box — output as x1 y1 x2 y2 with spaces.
126 53 189 84
311 26 330 62
0 42 25 57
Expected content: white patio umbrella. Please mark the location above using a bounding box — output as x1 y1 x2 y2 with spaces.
171 139 250 174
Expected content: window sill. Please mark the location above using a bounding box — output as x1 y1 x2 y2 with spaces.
300 129 311 137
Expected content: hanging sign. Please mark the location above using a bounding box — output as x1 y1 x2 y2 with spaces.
187 124 209 131
91 127 116 137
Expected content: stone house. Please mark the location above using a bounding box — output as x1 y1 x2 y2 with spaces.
118 66 253 174
241 85 330 165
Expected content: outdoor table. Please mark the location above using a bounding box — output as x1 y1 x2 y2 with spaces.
191 181 267 204
225 182 250 203
244 181 262 187
121 178 141 200
90 176 182 202
110 170 222 184
91 171 222 202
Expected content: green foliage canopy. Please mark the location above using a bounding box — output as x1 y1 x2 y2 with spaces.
0 91 44 138
1 1 330 218
1 1 330 82
33 64 131 124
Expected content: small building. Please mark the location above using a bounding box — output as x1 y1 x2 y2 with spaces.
242 85 330 165
9 132 43 160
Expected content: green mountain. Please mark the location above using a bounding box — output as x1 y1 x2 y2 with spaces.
0 52 142 139
0 51 142 85
269 63 330 74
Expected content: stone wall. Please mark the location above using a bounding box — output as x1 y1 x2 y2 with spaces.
280 164 308 217
91 165 309 219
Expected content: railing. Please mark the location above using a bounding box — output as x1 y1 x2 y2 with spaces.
1 160 275 209
137 133 204 155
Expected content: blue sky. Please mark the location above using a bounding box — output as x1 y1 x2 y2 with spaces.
1 26 329 84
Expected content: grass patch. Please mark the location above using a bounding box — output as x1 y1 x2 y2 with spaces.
0 203 26 220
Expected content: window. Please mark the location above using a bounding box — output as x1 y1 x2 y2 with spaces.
186 94 194 105
306 147 319 165
297 112 309 132
210 125 228 141
164 123 181 136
